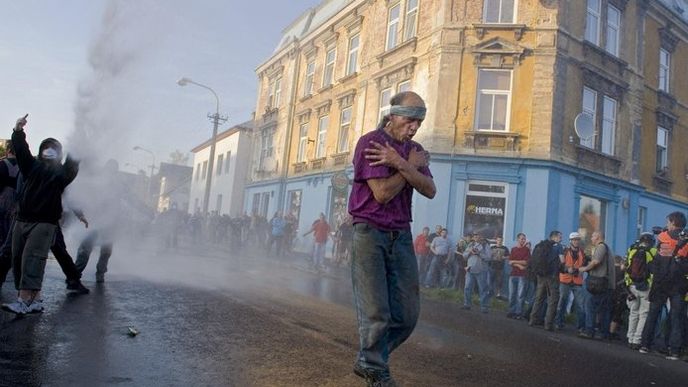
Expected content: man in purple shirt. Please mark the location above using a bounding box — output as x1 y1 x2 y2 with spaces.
349 91 436 386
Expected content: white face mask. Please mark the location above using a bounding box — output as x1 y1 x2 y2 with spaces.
41 148 59 160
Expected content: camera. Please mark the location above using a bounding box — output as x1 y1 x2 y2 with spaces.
651 226 666 235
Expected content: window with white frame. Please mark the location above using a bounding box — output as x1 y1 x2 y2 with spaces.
606 4 620 56
398 80 411 93
475 69 512 131
304 60 315 96
323 47 336 87
378 81 411 121
216 154 223 176
338 107 352 153
581 87 597 148
347 34 359 76
297 123 309 162
195 163 201 181
659 48 671 93
386 3 401 51
404 0 419 41
225 151 231 174
379 88 392 121
259 128 274 170
601 96 616 155
484 0 516 24
656 126 669 172
267 76 281 108
585 0 601 45
636 206 646 238
316 115 329 158
202 160 208 180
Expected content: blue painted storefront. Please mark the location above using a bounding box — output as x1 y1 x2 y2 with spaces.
245 155 688 256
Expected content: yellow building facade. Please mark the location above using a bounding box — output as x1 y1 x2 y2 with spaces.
245 0 688 252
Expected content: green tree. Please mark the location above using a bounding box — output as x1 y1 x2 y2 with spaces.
169 150 189 166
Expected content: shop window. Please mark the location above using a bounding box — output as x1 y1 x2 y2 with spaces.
578 195 607 251
463 182 507 239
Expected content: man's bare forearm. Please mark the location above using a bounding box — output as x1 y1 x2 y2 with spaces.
368 173 406 204
396 158 436 199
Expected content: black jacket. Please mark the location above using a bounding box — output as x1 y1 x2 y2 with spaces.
11 130 78 224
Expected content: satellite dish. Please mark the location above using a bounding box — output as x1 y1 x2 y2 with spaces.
574 112 595 140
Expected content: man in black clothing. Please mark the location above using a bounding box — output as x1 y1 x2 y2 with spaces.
0 141 19 287
1 114 79 315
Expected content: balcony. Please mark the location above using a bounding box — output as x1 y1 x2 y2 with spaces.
310 157 326 170
574 145 621 176
464 131 520 152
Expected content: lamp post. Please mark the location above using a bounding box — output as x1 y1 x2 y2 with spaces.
177 77 227 215
133 145 156 207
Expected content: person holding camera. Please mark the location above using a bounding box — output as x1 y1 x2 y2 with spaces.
555 232 587 331
639 211 688 360
624 232 656 350
463 232 492 313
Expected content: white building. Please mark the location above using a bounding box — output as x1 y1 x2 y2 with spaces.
189 120 254 215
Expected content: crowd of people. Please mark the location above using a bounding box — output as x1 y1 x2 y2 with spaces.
414 211 688 362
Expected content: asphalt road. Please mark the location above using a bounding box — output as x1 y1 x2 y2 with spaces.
2 244 687 387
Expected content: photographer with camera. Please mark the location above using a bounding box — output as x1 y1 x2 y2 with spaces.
624 232 656 350
639 211 688 360
554 232 587 332
462 232 492 313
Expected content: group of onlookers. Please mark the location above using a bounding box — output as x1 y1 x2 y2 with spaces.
414 210 688 361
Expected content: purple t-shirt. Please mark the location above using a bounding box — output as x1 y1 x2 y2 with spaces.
348 128 432 231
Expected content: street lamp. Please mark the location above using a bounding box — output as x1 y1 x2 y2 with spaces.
177 77 227 215
133 145 156 206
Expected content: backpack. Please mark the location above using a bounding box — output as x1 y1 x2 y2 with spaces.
627 247 651 290
529 240 553 277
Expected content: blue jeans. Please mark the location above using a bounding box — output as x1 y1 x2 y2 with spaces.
423 254 440 287
555 283 586 329
351 223 418 378
464 270 490 310
508 276 526 315
584 287 611 337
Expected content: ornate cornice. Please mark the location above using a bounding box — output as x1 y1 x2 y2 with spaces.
471 37 527 68
659 27 680 52
372 57 417 88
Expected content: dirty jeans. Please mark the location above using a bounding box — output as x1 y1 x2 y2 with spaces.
351 223 419 379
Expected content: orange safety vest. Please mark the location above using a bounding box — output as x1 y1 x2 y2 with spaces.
657 231 688 258
559 247 585 285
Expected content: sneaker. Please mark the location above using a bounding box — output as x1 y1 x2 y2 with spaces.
2 298 29 315
26 299 44 314
639 347 650 354
66 279 90 294
666 352 680 361
578 331 594 339
628 343 641 351
461 305 471 310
